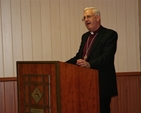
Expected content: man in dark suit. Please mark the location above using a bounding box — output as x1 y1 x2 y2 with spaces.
66 7 118 113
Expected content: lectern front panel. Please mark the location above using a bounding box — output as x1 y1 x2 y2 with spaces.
17 61 100 113
17 62 59 113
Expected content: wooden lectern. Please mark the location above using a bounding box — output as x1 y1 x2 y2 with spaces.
17 61 100 113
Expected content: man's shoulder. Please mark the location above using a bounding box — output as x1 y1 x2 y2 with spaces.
101 26 117 34
82 31 90 37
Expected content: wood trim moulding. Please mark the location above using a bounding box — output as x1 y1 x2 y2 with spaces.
0 77 17 82
116 72 141 77
0 72 141 82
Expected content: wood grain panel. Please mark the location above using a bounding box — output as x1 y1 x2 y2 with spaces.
59 62 99 113
49 1 62 60
1 0 14 76
140 0 141 59
11 0 23 76
5 82 16 113
0 4 4 76
17 62 58 113
60 0 71 61
125 0 140 71
20 0 33 61
116 0 128 72
111 72 141 113
30 0 43 60
40 0 52 61
0 82 5 113
68 0 80 56
0 78 17 113
16 61 100 113
0 73 141 113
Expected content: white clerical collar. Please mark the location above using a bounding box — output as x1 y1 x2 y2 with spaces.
90 32 94 35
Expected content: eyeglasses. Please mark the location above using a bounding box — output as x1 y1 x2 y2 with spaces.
82 15 95 21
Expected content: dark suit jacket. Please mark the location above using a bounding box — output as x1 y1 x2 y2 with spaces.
66 26 118 98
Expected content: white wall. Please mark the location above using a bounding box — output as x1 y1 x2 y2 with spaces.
0 0 140 77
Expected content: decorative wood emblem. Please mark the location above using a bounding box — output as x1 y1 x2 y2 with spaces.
31 87 43 104
23 74 51 113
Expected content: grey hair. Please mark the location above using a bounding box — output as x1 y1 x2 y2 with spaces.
84 7 100 16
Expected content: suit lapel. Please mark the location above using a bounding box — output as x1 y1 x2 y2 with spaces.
79 32 90 57
87 26 105 60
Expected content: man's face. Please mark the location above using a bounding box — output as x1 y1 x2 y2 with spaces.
83 9 100 31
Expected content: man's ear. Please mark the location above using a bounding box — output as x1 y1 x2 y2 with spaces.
96 15 101 22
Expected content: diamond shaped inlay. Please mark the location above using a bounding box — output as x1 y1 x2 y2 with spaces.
31 87 43 104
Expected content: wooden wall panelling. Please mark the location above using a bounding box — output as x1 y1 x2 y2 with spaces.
125 0 140 71
0 78 17 113
60 0 71 61
49 1 62 60
140 0 141 62
0 1 4 76
11 0 23 76
20 0 33 61
40 0 52 61
116 0 128 72
68 0 81 57
30 0 43 61
1 0 14 76
111 72 141 113
0 82 5 113
0 72 141 113
4 82 16 113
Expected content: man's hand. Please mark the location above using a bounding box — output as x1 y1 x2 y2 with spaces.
76 59 91 68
